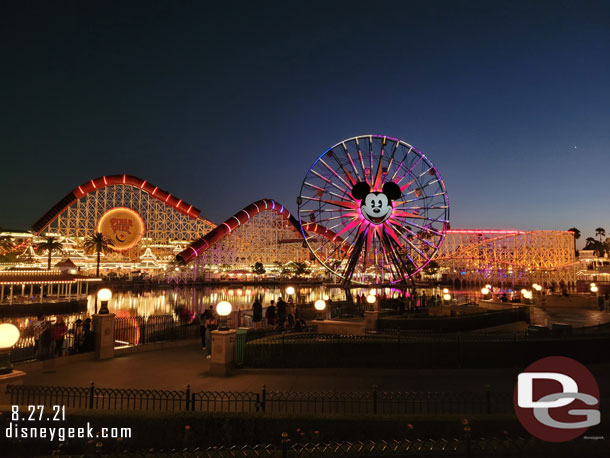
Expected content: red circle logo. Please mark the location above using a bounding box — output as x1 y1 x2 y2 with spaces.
513 356 600 442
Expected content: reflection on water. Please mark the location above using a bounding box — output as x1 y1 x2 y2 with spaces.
86 286 349 317
2 285 480 333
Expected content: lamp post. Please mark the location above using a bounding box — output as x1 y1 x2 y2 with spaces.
0 323 20 375
443 293 451 305
97 288 112 314
366 294 376 311
216 301 232 331
314 299 326 320
480 287 490 300
286 286 295 304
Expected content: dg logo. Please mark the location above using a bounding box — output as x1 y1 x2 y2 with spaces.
514 356 601 442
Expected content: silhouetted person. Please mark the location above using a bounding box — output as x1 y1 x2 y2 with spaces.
276 298 287 329
252 298 263 329
266 300 276 328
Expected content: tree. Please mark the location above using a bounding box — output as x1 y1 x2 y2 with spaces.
83 232 115 277
567 228 580 256
292 261 311 277
423 260 440 276
34 236 64 269
251 261 266 275
584 237 605 256
595 227 606 242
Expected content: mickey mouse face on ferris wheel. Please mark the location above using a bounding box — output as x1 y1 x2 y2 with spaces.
352 181 402 225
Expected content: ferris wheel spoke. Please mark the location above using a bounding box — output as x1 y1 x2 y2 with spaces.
381 232 414 280
318 158 352 192
342 143 365 184
385 140 400 175
391 222 440 250
330 152 357 187
390 145 413 182
392 218 445 239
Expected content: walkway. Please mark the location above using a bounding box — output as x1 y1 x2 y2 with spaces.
18 339 610 395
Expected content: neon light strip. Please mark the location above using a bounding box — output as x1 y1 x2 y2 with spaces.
446 229 524 234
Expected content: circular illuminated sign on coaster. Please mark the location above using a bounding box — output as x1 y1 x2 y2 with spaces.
97 207 145 251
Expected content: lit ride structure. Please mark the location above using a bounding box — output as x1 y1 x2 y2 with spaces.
297 135 449 285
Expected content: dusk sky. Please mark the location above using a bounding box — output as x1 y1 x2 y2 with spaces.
1 1 609 246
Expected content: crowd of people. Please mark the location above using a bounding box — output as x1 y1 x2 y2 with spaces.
251 296 307 331
26 314 95 360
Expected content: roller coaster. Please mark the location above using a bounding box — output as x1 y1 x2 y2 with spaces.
21 172 577 285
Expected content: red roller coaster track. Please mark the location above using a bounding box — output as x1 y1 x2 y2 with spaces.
32 174 202 234
176 199 347 264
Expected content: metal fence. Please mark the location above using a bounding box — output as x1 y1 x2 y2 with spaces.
5 383 512 415
243 330 610 368
114 315 199 347
68 437 609 457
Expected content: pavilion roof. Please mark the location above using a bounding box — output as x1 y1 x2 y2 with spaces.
0 270 101 285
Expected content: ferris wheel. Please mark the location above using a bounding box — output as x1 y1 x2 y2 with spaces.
297 135 449 285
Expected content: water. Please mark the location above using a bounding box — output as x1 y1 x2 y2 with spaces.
2 284 482 332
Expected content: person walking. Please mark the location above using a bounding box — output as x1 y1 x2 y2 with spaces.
276 297 287 330
51 317 67 357
265 300 277 329
36 320 53 361
199 313 207 353
32 314 45 352
604 293 610 312
252 298 263 329
204 313 217 359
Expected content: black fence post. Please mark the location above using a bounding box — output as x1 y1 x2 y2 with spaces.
261 384 266 412
281 432 289 458
485 384 491 414
89 381 95 409
372 385 378 415
186 384 191 411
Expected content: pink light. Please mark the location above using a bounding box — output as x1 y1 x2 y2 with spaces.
446 229 524 234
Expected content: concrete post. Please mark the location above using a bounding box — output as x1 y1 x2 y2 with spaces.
364 310 379 332
92 313 115 360
209 329 236 376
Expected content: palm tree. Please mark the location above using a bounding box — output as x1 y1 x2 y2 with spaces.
595 227 606 242
584 237 597 250
567 228 580 256
34 236 64 269
292 261 311 277
83 232 115 277
251 261 266 275
424 260 440 276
